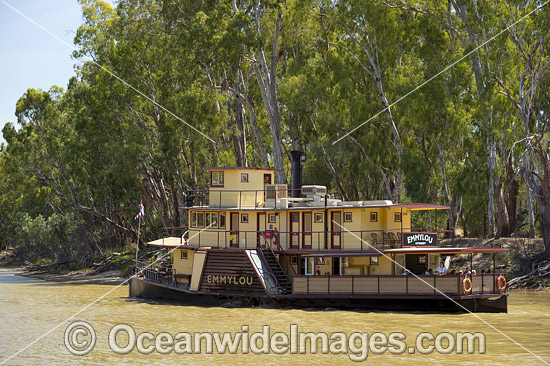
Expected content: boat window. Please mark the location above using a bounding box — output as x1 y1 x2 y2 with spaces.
211 171 224 186
241 173 249 182
344 212 352 222
241 214 249 223
394 212 402 222
370 212 378 222
206 212 211 227
268 214 276 223
219 213 226 228
314 213 323 223
181 250 188 259
197 212 204 227
211 213 218 228
191 212 197 227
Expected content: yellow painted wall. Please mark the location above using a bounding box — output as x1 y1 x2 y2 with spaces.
338 208 365 250
360 208 385 231
189 251 207 290
279 255 299 277
366 255 394 275
314 257 332 275
173 249 194 275
385 207 405 232
208 169 275 207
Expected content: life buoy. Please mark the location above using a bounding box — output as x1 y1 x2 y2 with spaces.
497 275 507 291
462 277 472 294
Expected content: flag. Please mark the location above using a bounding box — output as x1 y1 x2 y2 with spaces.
135 200 145 220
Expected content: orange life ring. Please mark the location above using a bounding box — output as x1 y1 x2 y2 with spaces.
462 277 472 294
497 275 507 291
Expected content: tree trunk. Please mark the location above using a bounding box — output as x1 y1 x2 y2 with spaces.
542 204 550 256
496 188 510 238
487 137 496 238
253 8 286 184
505 155 519 234
448 194 462 237
228 95 247 167
524 155 536 238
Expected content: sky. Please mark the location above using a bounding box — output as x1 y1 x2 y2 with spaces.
0 0 114 145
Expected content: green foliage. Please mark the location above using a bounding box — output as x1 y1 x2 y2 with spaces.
1 0 549 263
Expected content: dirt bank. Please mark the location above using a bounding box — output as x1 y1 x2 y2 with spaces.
17 269 125 285
1 247 127 285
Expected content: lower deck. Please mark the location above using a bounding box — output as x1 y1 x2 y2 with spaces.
131 246 508 312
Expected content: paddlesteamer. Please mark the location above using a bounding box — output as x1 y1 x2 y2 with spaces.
130 152 508 312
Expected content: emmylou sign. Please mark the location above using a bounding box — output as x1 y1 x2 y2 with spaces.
207 274 254 286
402 232 438 247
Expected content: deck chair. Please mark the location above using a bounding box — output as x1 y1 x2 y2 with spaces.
371 233 383 249
382 232 390 248
388 232 399 248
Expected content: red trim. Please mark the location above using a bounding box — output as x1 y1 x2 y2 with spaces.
383 247 508 254
202 166 280 172
274 248 507 255
290 212 300 248
257 212 265 246
393 203 450 210
331 211 341 249
229 212 239 248
302 212 312 249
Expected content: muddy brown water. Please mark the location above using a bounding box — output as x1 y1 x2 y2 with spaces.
0 268 549 365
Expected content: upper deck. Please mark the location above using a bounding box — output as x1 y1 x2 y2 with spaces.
179 167 450 254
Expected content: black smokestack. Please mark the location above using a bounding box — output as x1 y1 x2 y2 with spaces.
290 150 304 198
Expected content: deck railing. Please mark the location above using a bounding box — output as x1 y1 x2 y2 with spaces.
186 187 334 209
292 273 505 296
184 228 450 252
132 260 179 287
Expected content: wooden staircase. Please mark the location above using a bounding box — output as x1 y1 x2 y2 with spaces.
258 247 292 294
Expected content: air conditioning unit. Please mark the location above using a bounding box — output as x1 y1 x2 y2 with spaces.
301 185 327 196
265 184 288 201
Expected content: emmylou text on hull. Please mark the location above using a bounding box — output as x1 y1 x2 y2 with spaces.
130 152 508 313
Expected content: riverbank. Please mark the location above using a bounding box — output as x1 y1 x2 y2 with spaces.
17 269 125 285
0 247 126 285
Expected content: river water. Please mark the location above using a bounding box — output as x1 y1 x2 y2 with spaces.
0 268 549 365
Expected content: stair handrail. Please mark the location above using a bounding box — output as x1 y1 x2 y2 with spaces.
247 249 282 295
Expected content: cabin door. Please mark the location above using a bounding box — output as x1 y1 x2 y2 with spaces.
257 212 266 246
333 257 342 275
302 212 312 249
331 211 341 248
290 212 300 248
230 212 239 248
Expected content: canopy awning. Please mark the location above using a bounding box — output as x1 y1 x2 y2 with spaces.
147 237 188 248
383 247 507 254
392 203 450 211
294 252 382 257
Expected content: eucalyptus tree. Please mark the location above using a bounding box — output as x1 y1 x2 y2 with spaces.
380 0 512 237
74 0 230 231
494 0 550 251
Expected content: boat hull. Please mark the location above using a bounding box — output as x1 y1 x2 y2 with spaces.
129 277 507 313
